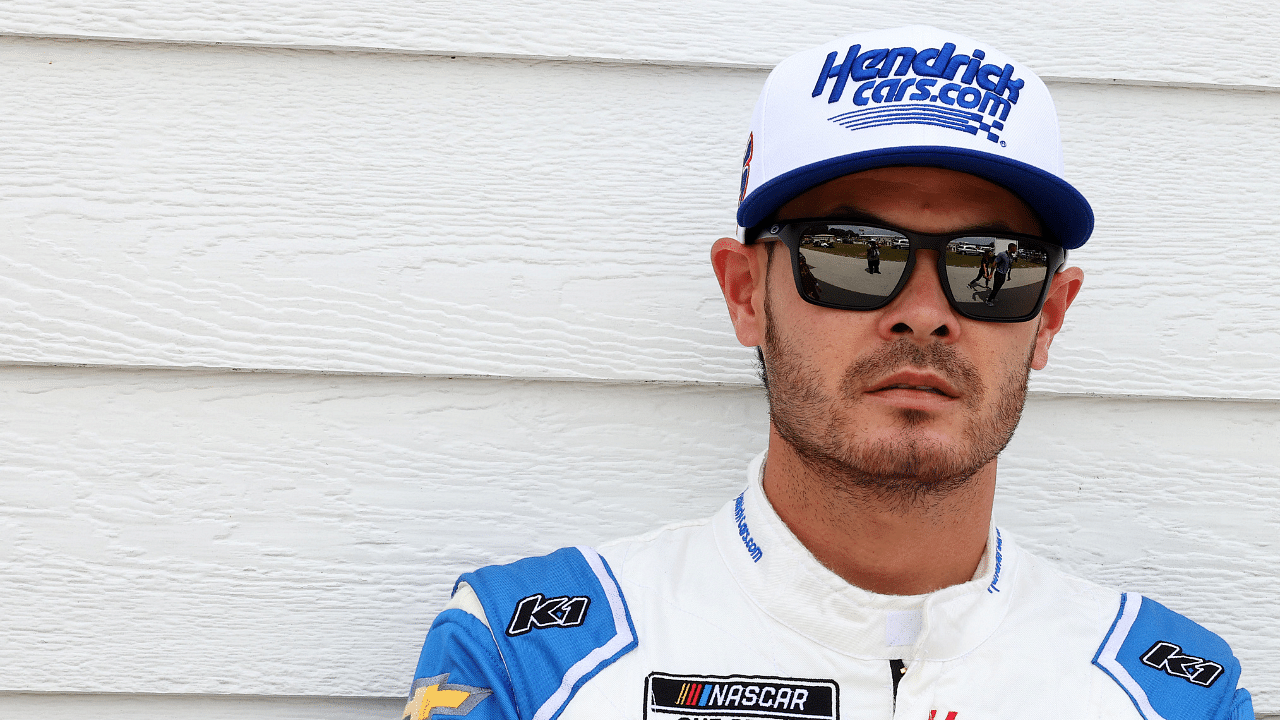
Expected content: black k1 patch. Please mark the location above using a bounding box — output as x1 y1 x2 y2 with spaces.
505 593 590 636
1141 641 1224 687
644 672 839 719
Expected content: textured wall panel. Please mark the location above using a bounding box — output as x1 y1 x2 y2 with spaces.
0 368 767 695
1041 82 1280 398
1000 395 1279 707
0 38 753 383
0 38 1278 399
0 1 1273 87
0 367 1274 707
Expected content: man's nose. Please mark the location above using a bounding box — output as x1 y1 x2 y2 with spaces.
876 249 961 341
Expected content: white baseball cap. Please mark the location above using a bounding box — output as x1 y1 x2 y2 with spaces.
736 25 1094 249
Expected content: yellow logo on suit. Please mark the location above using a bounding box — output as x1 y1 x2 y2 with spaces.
402 673 492 719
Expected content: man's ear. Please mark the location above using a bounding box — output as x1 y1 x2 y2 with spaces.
711 237 769 348
1031 265 1084 370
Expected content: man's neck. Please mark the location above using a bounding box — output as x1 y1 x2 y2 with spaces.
760 431 996 597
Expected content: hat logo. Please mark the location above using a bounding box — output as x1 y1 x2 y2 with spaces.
739 133 754 204
813 42 1021 145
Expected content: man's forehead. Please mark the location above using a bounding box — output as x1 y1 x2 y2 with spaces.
775 166 1043 236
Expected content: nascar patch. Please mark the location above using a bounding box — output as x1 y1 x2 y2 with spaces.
645 672 838 719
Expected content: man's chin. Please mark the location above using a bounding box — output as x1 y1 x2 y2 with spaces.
867 409 963 441
779 430 988 505
896 407 935 427
860 394 962 430
845 441 988 486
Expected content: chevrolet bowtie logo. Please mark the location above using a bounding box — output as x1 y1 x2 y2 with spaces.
402 673 493 719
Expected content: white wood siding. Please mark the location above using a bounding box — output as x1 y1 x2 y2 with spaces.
0 3 1275 717
0 694 402 720
2 39 1278 397
0 1 1275 87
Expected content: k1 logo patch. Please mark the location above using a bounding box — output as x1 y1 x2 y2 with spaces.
505 593 590 636
1141 641 1225 687
644 672 838 719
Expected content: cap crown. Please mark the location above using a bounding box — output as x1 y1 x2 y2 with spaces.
737 26 1093 249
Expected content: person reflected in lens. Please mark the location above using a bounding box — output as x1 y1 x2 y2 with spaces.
866 239 881 274
797 252 821 299
986 242 1017 306
968 247 994 290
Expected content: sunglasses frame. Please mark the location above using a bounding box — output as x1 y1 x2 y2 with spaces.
746 217 1066 323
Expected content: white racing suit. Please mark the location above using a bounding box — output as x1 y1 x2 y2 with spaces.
405 454 1254 720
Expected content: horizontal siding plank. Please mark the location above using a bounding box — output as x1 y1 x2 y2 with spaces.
0 694 401 720
0 1 1274 87
0 367 1275 707
0 38 1278 398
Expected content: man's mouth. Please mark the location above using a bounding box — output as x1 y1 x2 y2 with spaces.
866 371 961 399
876 384 949 396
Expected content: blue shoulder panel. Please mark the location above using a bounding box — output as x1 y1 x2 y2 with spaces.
459 545 638 720
1093 592 1253 720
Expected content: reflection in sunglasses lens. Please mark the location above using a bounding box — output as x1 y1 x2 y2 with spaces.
795 225 908 309
945 238 1050 319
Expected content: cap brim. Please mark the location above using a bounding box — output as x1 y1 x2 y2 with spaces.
736 146 1095 250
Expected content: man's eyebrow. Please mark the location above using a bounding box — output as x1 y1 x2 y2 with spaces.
805 205 1024 235
951 219 1020 234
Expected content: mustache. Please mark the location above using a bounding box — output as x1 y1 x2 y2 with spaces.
840 340 985 406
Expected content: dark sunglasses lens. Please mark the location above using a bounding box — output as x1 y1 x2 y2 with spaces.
944 239 1052 319
793 224 909 308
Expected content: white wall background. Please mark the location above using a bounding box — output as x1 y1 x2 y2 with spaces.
0 2 1276 718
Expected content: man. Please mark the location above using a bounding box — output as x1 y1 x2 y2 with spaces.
403 26 1252 720
968 246 994 290
986 242 1017 305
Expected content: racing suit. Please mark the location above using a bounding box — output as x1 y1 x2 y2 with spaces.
405 453 1253 720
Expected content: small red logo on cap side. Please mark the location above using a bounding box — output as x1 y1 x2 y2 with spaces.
739 132 754 204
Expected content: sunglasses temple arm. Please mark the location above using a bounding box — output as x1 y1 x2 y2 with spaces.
1052 248 1069 274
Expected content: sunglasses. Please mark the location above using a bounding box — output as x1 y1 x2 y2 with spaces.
746 218 1066 323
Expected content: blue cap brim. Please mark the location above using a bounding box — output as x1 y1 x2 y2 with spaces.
736 146 1095 250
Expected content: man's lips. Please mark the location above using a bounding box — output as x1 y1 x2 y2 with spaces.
866 370 961 399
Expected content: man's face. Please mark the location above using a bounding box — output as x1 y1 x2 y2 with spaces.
758 167 1048 506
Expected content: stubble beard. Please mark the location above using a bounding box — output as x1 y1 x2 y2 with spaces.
761 289 1033 512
